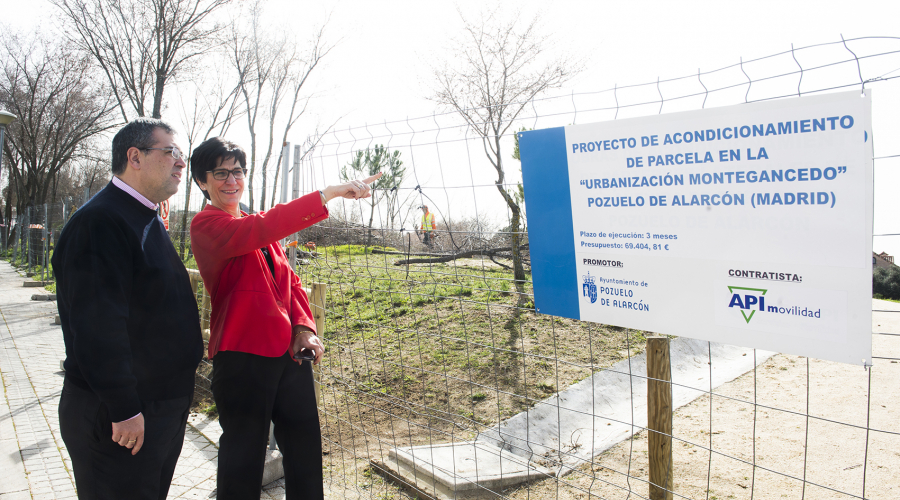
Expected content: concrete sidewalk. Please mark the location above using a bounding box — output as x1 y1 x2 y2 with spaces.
0 260 292 499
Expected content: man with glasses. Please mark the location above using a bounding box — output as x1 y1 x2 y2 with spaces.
52 118 203 499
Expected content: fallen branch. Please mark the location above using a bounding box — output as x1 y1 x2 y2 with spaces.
372 249 441 257
393 244 529 266
489 252 512 270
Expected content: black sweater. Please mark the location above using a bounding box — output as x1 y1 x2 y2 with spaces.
52 182 203 422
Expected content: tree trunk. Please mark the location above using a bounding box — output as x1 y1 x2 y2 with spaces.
260 161 267 212
248 131 256 212
270 159 279 208
489 136 527 294
152 69 166 119
509 205 525 284
366 199 376 247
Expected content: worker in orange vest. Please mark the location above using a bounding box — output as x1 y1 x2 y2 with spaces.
418 205 437 246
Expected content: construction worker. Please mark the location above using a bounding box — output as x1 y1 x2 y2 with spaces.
418 205 437 246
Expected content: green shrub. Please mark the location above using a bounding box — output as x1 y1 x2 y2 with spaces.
873 266 900 300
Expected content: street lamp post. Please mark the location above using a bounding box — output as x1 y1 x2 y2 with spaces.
0 110 19 252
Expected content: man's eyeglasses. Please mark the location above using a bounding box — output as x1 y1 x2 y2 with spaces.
141 147 185 161
209 168 248 181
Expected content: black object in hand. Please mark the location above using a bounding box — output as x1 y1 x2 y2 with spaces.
293 348 316 361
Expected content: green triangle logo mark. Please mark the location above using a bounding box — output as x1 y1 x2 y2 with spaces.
727 286 768 324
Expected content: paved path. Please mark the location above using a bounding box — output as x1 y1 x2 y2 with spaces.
0 260 293 499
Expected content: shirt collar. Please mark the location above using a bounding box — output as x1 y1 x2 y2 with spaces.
112 176 158 210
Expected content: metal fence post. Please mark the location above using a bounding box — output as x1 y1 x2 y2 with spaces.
20 209 25 269
200 288 211 332
12 214 19 265
647 336 674 500
290 144 301 270
42 203 48 282
19 212 24 267
26 207 32 273
22 208 26 269
268 422 277 451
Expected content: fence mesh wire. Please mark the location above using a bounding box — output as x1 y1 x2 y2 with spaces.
288 36 900 500
4 35 899 500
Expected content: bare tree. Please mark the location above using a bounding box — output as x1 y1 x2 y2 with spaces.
56 151 110 206
172 67 243 258
74 155 111 201
230 1 332 212
267 28 332 209
51 0 231 120
0 33 117 231
433 10 578 291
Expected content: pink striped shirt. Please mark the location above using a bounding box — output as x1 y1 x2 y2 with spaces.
112 176 158 210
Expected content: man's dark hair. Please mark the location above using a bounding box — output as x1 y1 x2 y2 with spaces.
111 118 176 175
191 137 247 200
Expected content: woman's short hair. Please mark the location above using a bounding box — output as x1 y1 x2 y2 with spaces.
191 137 247 199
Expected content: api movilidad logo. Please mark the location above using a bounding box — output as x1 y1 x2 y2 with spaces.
727 286 767 323
583 273 597 303
728 285 823 323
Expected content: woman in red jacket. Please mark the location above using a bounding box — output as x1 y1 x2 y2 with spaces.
189 137 379 500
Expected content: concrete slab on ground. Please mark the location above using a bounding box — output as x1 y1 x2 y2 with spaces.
379 337 774 498
478 337 775 470
375 441 554 500
22 281 51 287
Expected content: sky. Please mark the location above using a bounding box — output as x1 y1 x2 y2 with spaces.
5 0 900 253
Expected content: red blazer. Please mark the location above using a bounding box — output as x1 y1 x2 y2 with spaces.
190 192 329 359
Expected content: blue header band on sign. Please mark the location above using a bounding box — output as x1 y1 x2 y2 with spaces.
520 127 579 320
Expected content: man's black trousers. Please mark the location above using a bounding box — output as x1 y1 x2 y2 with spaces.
59 378 191 500
212 350 323 500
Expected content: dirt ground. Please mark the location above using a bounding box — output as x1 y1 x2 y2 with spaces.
316 303 647 461
321 300 900 500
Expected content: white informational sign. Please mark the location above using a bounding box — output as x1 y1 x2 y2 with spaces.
520 90 873 366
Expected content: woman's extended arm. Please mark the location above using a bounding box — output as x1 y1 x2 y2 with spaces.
320 173 382 203
191 173 383 260
192 192 326 259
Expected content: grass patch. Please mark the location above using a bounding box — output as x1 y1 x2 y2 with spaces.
323 244 399 258
873 293 900 303
296 245 650 459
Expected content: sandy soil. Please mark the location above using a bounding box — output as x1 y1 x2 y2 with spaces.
500 300 900 500
318 300 900 500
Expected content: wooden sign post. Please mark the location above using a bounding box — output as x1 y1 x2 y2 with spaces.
647 336 673 500
309 283 327 407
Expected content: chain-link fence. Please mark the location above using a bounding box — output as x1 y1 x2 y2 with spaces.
2 201 78 283
288 36 900 500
